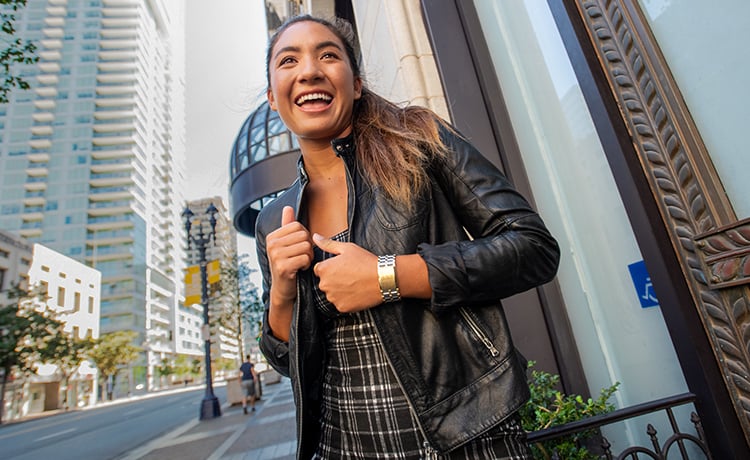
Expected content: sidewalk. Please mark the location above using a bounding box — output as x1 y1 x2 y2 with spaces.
119 377 297 460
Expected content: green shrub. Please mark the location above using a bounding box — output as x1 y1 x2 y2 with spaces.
520 361 620 459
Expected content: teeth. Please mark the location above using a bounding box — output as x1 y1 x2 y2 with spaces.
296 93 332 105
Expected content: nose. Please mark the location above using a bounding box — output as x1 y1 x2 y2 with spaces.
298 57 323 82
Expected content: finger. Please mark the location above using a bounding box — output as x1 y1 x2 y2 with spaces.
312 233 343 255
281 206 295 227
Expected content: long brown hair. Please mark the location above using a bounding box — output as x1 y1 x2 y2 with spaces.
266 15 449 209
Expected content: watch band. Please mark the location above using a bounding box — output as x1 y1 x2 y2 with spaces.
377 254 401 303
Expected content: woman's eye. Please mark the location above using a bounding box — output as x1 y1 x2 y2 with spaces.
279 56 296 65
321 52 338 60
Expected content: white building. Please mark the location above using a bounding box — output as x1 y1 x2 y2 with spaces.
0 0 187 394
28 243 101 411
1 231 100 420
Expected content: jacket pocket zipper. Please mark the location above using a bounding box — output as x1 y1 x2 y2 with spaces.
459 308 500 358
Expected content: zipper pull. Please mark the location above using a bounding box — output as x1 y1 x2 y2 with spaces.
422 441 439 460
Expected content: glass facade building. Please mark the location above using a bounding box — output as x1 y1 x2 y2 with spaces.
0 0 186 392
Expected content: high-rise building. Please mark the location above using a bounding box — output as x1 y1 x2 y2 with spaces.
0 0 186 392
184 197 239 366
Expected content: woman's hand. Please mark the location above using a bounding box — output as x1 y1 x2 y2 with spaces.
266 206 313 308
312 233 383 313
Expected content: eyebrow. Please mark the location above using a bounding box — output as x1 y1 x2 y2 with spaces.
273 40 344 61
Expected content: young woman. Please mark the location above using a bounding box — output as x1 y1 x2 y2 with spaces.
255 15 560 459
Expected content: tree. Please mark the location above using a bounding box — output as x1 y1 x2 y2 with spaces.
1 0 39 104
0 284 65 424
217 254 263 360
88 330 140 400
45 331 93 409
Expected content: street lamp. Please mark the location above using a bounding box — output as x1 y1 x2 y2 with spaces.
182 202 221 420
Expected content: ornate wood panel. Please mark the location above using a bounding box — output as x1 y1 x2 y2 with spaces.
572 0 750 444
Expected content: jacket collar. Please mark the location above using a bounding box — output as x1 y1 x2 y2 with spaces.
296 132 356 183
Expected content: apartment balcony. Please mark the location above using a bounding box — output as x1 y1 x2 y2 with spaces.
90 162 132 174
101 17 139 28
38 61 61 74
91 148 133 160
19 227 43 238
44 15 65 26
45 5 66 15
23 195 46 207
30 125 53 136
39 38 62 50
98 49 137 61
95 96 136 108
97 73 136 84
99 38 136 49
25 164 49 176
89 174 133 188
103 0 138 6
38 50 61 62
85 249 131 264
91 135 134 148
89 189 131 202
21 210 44 221
87 204 131 217
93 122 133 133
28 139 52 150
47 0 67 5
42 28 63 39
100 28 136 39
33 99 56 111
85 219 133 232
94 110 135 121
23 180 47 192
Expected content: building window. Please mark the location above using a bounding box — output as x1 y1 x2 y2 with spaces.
74 292 81 312
0 269 5 291
57 286 66 307
88 296 94 314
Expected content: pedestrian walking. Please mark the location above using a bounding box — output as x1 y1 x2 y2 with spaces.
239 355 258 414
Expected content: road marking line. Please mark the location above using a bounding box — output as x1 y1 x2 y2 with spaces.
38 428 75 441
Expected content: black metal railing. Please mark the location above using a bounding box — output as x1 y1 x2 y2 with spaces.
526 393 712 459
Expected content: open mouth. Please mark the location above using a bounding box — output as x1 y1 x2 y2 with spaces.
295 92 333 107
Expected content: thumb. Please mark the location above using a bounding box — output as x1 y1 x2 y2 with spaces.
312 233 342 255
281 206 295 226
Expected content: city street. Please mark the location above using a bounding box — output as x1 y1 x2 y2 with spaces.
1 379 297 460
0 385 227 460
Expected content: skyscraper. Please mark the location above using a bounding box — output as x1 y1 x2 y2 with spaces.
0 0 186 392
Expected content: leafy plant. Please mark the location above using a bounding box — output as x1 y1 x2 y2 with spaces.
520 361 620 459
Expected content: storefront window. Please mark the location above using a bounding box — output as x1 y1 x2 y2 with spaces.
638 0 749 218
472 0 690 450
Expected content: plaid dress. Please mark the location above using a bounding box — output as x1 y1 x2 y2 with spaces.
310 231 531 459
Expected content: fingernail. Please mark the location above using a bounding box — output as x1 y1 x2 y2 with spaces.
312 233 323 242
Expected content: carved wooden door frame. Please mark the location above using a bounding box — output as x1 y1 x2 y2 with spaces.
557 0 750 450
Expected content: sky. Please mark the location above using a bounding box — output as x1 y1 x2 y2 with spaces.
184 1 269 258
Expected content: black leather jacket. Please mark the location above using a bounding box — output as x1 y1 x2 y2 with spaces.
256 126 560 457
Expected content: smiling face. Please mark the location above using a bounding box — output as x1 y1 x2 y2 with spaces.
266 20 362 144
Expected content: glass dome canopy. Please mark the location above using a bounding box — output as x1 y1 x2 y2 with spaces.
230 101 300 237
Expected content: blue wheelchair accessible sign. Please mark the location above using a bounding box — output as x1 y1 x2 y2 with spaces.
628 260 659 308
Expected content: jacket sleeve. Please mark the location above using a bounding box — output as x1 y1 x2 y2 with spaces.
416 127 560 312
255 213 291 377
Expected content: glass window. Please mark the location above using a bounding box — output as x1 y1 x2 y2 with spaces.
637 0 749 218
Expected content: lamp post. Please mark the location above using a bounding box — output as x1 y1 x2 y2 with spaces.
182 202 221 420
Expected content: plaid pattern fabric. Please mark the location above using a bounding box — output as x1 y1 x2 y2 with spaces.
310 230 530 459
310 314 530 458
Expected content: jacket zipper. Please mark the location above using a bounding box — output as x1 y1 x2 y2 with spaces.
367 309 439 459
459 308 500 357
293 179 305 459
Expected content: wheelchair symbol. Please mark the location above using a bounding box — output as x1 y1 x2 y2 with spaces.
642 277 658 303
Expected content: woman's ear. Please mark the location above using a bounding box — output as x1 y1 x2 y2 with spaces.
353 77 363 100
267 88 277 110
